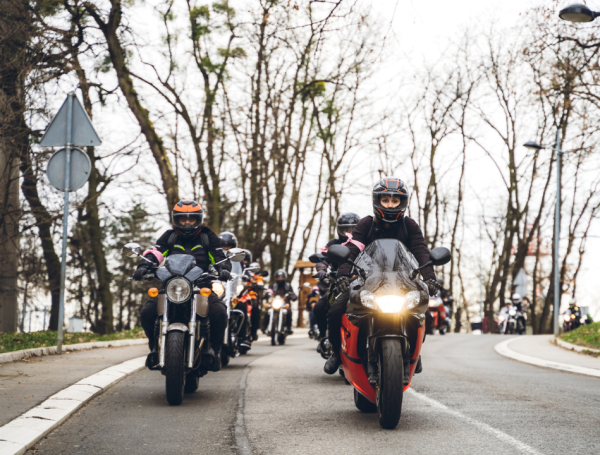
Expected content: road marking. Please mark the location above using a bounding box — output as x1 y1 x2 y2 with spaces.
0 356 145 455
494 338 600 379
408 389 543 455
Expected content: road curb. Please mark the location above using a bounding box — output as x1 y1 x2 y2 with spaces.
0 338 147 365
0 356 146 455
494 338 600 379
555 337 600 354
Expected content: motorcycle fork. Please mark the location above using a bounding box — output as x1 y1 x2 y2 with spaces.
158 297 168 368
267 309 274 334
278 309 285 334
187 296 197 369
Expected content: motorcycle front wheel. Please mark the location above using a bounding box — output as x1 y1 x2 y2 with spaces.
376 338 404 429
165 331 186 405
277 333 286 345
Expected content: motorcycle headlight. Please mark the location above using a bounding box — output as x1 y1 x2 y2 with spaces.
212 282 225 298
429 299 439 308
272 297 283 310
570 314 576 320
166 278 192 303
403 291 421 310
509 309 516 316
376 295 405 313
360 291 378 310
498 315 505 322
236 284 245 294
564 315 570 322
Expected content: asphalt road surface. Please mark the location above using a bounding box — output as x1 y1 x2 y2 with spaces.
29 335 600 455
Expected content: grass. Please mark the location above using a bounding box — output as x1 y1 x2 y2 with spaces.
560 321 600 351
0 328 147 354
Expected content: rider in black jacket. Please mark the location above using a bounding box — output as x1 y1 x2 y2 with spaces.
263 270 297 334
313 213 360 338
136 200 231 370
324 178 439 375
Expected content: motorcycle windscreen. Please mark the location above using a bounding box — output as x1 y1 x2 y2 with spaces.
164 254 196 277
351 239 427 301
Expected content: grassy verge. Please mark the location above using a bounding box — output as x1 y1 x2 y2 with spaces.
560 321 600 351
0 328 146 354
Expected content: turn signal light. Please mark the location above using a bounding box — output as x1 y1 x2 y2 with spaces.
200 288 211 297
264 303 270 308
285 304 290 309
148 288 159 298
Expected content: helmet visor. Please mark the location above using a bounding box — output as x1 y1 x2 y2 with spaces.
173 213 202 229
374 193 409 211
337 224 356 237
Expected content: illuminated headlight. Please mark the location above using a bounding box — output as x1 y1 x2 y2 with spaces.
498 315 505 322
563 315 570 322
236 284 245 294
509 309 516 316
376 295 405 313
361 290 421 313
429 299 439 308
212 282 225 298
570 314 576 320
272 297 283 310
166 278 192 303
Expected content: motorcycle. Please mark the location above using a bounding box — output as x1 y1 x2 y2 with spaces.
497 305 525 335
232 262 267 355
221 260 244 367
563 306 582 332
265 292 292 346
305 283 321 339
425 294 450 335
313 240 451 429
123 243 245 405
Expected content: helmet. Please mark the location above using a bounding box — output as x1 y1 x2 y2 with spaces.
511 293 522 304
336 213 360 240
172 200 203 239
372 177 409 223
437 277 444 286
275 269 287 282
218 231 237 250
241 249 252 267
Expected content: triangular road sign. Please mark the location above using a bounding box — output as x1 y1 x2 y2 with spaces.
40 93 102 147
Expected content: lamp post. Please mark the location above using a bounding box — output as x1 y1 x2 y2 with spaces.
524 131 568 336
559 3 599 23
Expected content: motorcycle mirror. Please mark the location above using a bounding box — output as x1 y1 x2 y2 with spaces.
430 247 451 266
123 242 142 258
227 248 246 263
247 262 261 272
309 253 326 264
326 244 351 265
259 270 269 277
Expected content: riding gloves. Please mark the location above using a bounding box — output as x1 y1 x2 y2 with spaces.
133 265 149 281
335 276 350 294
425 278 440 297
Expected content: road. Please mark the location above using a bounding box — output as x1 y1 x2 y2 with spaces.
29 334 600 455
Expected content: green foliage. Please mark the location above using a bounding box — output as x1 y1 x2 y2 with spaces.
190 6 211 41
300 80 326 102
218 46 246 59
560 321 600 350
0 328 146 354
213 1 235 18
95 54 112 74
322 99 338 118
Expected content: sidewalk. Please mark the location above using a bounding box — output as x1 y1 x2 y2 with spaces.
0 344 147 427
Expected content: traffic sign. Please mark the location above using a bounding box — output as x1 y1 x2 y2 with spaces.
40 94 101 147
46 147 91 191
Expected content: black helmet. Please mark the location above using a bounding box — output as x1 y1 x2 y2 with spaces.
372 177 409 224
437 277 444 286
241 249 252 266
172 200 204 239
275 269 287 282
337 213 360 241
218 231 237 249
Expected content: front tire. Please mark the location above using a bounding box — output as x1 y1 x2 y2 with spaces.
354 388 377 413
277 333 286 345
165 331 186 406
376 338 404 429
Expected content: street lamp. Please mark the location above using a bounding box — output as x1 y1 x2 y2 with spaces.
559 3 599 23
524 131 568 336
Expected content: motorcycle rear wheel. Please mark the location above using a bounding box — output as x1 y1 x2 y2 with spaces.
184 370 199 393
165 331 186 406
376 338 404 429
354 388 377 413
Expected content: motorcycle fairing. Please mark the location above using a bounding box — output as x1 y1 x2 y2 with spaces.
341 315 376 403
184 266 203 283
165 254 196 277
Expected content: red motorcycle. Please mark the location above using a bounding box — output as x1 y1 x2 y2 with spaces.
426 295 450 335
324 240 450 429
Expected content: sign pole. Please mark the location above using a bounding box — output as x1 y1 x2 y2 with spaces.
56 92 74 354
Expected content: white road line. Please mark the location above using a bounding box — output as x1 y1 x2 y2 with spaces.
408 389 543 455
494 338 600 379
0 356 145 455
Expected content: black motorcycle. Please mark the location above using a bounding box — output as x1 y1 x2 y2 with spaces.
123 243 245 405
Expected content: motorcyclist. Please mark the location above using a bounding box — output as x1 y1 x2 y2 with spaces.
137 200 231 371
565 299 582 330
218 232 252 350
313 213 360 342
324 178 439 376
511 292 526 333
238 250 263 341
264 269 298 334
